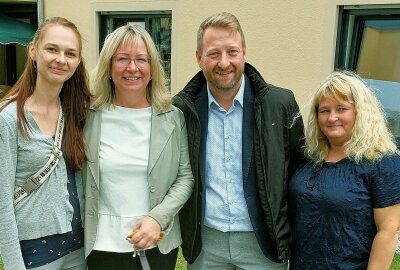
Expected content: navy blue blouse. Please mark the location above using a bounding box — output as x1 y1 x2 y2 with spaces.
20 165 84 268
288 154 400 270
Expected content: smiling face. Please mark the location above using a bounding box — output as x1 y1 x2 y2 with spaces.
196 26 246 95
111 39 151 104
29 24 80 88
317 97 356 148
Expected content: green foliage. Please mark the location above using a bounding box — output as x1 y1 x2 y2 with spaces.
391 253 400 270
176 248 187 270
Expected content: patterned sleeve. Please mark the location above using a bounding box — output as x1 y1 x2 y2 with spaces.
370 153 400 208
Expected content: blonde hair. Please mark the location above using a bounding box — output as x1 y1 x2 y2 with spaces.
197 12 246 54
305 71 397 163
91 24 170 112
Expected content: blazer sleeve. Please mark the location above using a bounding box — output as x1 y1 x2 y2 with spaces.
147 110 195 233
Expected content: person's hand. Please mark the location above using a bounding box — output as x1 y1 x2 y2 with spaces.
127 216 162 249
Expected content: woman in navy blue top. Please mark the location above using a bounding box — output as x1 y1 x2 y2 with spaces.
289 71 400 270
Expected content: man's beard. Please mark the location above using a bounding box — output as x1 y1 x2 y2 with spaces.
208 72 242 93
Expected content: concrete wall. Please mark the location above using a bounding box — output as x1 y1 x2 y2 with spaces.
43 0 400 107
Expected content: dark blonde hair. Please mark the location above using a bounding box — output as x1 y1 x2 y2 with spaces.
305 71 396 163
91 24 170 112
197 12 246 54
1 17 91 170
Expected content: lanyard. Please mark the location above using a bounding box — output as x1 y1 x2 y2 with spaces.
133 249 151 270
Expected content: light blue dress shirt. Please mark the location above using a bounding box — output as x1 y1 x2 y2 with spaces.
204 75 254 232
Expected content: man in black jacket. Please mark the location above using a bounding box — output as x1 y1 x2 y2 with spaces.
173 12 305 269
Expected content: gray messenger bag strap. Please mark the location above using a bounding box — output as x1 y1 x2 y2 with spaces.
13 105 64 206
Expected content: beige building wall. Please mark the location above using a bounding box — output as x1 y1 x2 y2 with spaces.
43 0 399 107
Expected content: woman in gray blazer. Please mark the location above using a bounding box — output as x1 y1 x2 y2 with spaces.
81 24 194 270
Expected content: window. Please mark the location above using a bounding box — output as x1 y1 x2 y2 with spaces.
335 5 400 147
100 11 172 87
0 3 38 92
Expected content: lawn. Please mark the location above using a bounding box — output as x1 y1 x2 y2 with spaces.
391 254 400 270
176 248 187 270
1 252 399 269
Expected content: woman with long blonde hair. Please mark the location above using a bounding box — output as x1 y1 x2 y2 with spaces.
83 24 193 270
289 71 400 270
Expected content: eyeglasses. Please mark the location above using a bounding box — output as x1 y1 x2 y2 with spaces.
113 55 151 69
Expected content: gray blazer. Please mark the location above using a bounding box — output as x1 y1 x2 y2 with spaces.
81 105 194 257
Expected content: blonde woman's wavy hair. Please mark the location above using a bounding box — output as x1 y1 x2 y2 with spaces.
305 71 397 163
91 24 170 111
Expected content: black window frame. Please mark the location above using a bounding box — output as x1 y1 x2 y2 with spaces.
335 5 400 71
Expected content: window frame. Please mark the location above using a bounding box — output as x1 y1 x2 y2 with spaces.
335 5 400 71
99 11 172 48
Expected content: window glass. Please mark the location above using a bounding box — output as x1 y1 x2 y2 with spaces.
365 79 400 147
357 20 400 82
358 19 400 147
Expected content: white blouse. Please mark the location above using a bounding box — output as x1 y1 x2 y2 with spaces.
94 105 152 252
